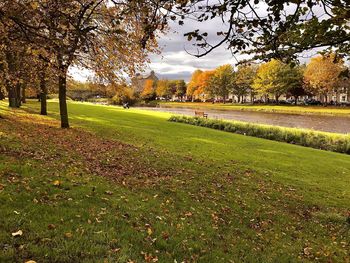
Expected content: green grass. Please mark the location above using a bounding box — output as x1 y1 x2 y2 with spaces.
1 100 350 262
161 101 350 116
169 115 350 154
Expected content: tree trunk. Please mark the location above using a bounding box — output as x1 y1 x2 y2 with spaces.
237 95 241 103
21 84 26 103
16 83 21 107
294 96 298 105
275 95 279 104
58 71 69 128
40 71 47 115
0 89 4 100
8 85 16 107
8 83 20 108
57 52 70 128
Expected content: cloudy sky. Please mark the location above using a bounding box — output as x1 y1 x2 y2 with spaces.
70 19 246 83
70 2 329 83
147 19 248 82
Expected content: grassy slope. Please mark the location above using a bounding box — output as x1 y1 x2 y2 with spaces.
0 100 350 262
160 102 350 116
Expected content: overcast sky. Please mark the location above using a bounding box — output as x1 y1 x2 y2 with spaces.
70 2 331 83
147 19 249 82
70 19 246 83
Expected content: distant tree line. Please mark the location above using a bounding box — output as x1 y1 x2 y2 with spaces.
185 53 350 105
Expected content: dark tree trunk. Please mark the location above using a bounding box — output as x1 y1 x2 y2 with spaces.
0 89 4 100
294 96 298 105
8 83 21 108
40 71 47 115
57 52 70 128
21 84 26 103
237 95 241 103
15 83 21 107
58 72 69 128
8 85 16 107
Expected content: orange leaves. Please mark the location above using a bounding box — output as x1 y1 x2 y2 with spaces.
304 53 345 97
141 80 156 100
187 69 215 99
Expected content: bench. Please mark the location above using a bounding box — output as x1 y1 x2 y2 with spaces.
194 111 208 118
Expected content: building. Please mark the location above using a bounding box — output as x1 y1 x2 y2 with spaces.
131 71 159 93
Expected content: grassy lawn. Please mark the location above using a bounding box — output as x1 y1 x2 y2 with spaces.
1 100 350 262
160 101 350 116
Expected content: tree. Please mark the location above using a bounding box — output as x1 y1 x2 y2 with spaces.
286 66 306 105
253 59 301 103
234 64 257 103
156 80 172 100
304 53 345 103
141 79 156 101
209 65 234 103
187 70 203 101
194 70 215 101
174 80 187 101
163 1 350 61
112 85 136 106
2 0 164 128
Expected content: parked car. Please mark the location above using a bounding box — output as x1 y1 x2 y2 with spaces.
304 99 322 105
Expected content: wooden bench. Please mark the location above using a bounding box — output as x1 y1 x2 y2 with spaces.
194 111 208 118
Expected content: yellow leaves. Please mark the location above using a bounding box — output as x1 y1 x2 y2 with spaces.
11 230 23 237
141 80 155 99
53 180 61 186
64 232 73 238
147 227 153 236
25 261 37 263
30 2 39 10
304 53 345 96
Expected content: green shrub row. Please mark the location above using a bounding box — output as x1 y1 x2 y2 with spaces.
168 115 350 154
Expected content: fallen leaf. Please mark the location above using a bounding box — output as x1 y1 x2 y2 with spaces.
147 228 153 236
64 232 73 238
25 260 37 263
11 230 23 237
53 180 61 186
48 224 56 230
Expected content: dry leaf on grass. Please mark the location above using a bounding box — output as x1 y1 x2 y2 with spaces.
11 230 23 237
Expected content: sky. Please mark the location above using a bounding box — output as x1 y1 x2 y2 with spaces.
70 2 330 83
146 19 249 82
70 19 246 83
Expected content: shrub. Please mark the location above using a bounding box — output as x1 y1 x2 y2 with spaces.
168 116 350 154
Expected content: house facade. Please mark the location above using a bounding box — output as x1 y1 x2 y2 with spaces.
131 71 159 93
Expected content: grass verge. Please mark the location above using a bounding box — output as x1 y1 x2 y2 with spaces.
161 102 350 116
169 115 350 154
